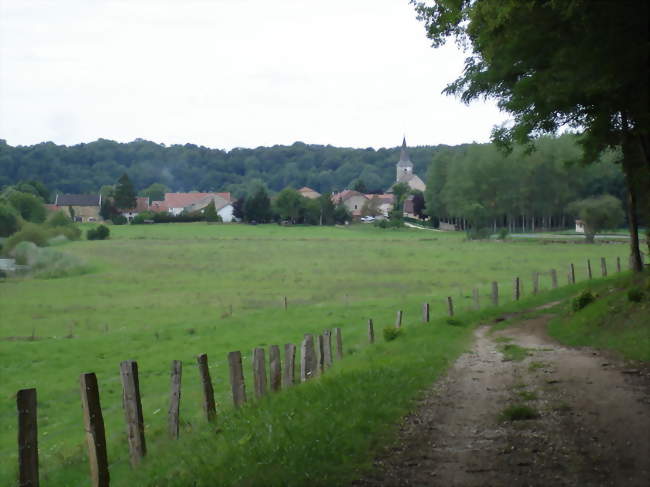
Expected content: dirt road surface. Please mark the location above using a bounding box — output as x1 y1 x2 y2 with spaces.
355 311 650 487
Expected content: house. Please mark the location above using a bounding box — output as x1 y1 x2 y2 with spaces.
149 200 168 213
298 187 321 200
387 138 426 193
161 192 232 216
183 194 235 222
120 197 151 222
367 194 394 217
53 194 102 222
403 195 416 218
575 219 585 233
333 190 369 219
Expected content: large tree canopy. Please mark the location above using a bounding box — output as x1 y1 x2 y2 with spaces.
413 0 649 269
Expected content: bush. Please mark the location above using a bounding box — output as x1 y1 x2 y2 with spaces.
111 214 128 225
383 326 403 342
46 211 73 228
446 318 463 326
497 227 509 240
13 241 89 278
572 289 595 311
132 211 155 224
7 191 46 223
3 223 51 254
0 202 20 237
87 225 110 240
627 287 645 302
45 212 81 240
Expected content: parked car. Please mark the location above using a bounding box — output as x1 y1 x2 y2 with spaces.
361 216 375 223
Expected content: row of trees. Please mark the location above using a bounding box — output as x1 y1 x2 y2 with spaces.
424 135 626 232
234 187 350 225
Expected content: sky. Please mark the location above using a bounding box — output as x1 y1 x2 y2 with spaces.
0 0 508 150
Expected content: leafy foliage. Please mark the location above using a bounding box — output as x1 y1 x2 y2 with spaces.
572 290 596 311
114 173 137 209
0 202 20 237
87 225 110 240
6 191 46 223
203 200 221 223
567 195 625 243
382 326 404 342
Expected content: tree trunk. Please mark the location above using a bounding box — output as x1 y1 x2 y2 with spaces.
622 129 644 272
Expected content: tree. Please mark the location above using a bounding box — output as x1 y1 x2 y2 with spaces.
568 195 624 243
7 191 46 223
413 0 649 270
391 182 410 212
232 197 245 221
15 180 49 202
141 182 169 202
333 204 351 224
204 200 221 223
411 191 426 219
319 192 336 225
352 179 368 193
274 188 304 223
244 187 272 222
0 202 20 237
114 173 137 209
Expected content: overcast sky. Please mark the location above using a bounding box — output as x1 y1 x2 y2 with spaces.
0 0 507 150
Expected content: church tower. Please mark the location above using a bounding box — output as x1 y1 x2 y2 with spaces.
396 137 414 181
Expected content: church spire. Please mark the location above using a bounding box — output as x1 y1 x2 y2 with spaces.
398 137 412 165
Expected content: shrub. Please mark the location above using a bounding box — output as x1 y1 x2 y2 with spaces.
627 287 645 302
3 223 51 254
46 211 73 228
446 318 463 326
497 227 509 240
87 225 110 240
7 191 46 223
466 227 492 240
382 326 403 342
13 241 90 279
572 289 595 311
132 211 155 224
0 202 20 237
111 214 128 225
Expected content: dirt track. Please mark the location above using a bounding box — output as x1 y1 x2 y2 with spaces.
355 310 650 487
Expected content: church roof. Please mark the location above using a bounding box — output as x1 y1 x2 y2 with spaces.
397 137 413 167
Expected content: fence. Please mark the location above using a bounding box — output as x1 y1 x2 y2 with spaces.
12 254 630 486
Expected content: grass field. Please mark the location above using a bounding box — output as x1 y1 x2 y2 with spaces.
0 223 631 484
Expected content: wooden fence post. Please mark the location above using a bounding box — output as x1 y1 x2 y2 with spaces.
119 360 146 466
196 354 216 422
317 335 325 374
513 277 521 301
395 310 403 328
568 263 576 284
168 361 182 439
617 256 621 273
80 373 110 487
422 303 430 322
228 351 247 407
601 257 607 277
334 328 343 360
322 330 332 369
532 272 539 295
368 319 375 344
269 345 281 392
282 344 296 388
252 348 267 398
300 335 316 382
550 269 558 289
17 388 39 487
447 296 454 317
472 288 480 310
587 259 593 279
491 282 499 306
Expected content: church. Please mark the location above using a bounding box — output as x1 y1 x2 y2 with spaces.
389 137 426 192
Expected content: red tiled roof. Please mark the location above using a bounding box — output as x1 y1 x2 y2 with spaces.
163 192 231 209
332 189 367 203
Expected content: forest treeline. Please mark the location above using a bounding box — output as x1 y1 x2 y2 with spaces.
0 138 435 197
0 135 628 230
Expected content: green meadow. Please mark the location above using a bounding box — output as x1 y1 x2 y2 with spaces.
0 224 629 484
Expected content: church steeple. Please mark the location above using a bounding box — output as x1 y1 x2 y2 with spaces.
396 137 413 181
399 137 410 163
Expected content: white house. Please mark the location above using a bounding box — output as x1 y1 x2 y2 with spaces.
183 194 235 222
162 192 232 217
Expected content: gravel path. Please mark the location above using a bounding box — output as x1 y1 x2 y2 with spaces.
354 311 650 486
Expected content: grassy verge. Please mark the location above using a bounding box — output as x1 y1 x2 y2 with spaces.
547 270 650 361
